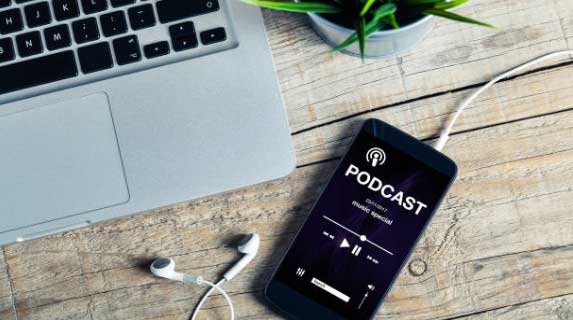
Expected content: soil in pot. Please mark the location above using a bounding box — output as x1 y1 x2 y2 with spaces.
307 0 425 30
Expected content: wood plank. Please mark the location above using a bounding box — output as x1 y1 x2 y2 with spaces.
4 108 573 319
269 0 573 132
8 246 571 320
293 64 573 166
194 246 573 320
399 0 569 98
0 295 17 320
0 249 17 320
555 0 573 47
378 246 573 319
0 249 12 298
459 294 573 320
2 213 189 314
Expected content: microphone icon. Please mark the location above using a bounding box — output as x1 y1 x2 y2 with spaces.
366 148 386 167
372 154 380 166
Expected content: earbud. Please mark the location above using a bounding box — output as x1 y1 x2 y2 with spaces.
223 233 260 281
150 257 202 284
150 233 260 283
150 234 259 320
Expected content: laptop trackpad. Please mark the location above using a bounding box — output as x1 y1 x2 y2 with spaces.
0 93 129 232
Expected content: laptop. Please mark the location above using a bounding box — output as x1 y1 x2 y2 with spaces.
0 0 295 245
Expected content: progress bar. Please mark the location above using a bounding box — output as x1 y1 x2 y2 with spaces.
323 215 394 256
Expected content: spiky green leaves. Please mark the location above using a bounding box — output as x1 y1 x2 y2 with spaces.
240 0 494 60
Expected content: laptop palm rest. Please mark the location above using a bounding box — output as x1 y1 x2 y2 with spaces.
0 93 129 233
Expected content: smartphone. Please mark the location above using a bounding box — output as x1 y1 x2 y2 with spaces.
265 119 457 319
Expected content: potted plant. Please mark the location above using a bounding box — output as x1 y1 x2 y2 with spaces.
241 0 494 59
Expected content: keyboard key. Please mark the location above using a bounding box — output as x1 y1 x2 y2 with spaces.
15 30 42 57
144 41 169 59
100 11 126 37
172 34 197 52
72 17 99 44
0 37 14 62
169 21 197 52
156 0 218 24
15 0 34 3
128 4 155 30
110 0 133 7
78 41 112 73
0 9 23 34
44 24 71 50
0 51 78 95
200 27 226 45
113 35 140 65
0 0 11 9
53 0 80 21
24 2 51 28
81 0 107 14
169 21 194 38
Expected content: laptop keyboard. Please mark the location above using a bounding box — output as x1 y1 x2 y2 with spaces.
0 0 236 99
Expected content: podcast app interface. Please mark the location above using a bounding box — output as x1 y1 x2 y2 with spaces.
274 129 452 319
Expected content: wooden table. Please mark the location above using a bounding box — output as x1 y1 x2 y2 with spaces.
2 0 573 319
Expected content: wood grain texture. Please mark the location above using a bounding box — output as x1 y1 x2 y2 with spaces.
2 0 573 319
0 249 17 320
0 296 17 320
270 0 573 133
0 249 12 298
460 294 573 320
293 64 573 166
555 0 573 47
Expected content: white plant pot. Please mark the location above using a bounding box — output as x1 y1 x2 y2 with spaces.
308 13 433 58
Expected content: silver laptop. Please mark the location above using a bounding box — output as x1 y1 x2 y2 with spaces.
0 0 294 245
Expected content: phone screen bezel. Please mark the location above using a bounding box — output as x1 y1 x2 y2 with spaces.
265 118 458 319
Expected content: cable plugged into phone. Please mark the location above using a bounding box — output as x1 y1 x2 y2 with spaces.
150 233 260 320
435 50 573 152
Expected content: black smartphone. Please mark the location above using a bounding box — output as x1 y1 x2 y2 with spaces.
265 119 457 319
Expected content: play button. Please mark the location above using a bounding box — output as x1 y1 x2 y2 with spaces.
340 238 350 248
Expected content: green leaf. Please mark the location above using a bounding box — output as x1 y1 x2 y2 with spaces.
333 33 359 52
423 8 495 28
434 0 468 9
240 0 342 13
360 0 377 16
357 17 365 60
332 2 394 53
373 3 396 19
386 12 399 28
333 18 384 52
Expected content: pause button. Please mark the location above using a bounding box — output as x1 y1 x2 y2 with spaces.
351 245 362 256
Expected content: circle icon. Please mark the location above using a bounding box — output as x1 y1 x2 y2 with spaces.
366 147 386 167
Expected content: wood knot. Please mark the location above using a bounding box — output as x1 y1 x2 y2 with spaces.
408 258 427 276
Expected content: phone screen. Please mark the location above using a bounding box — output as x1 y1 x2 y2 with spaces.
272 126 455 319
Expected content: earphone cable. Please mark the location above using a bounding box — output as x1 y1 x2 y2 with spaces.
434 50 573 151
191 278 234 320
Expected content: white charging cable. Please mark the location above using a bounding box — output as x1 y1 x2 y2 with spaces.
193 278 235 320
434 50 573 151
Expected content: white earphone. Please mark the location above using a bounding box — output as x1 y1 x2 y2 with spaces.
150 233 260 320
222 233 260 280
